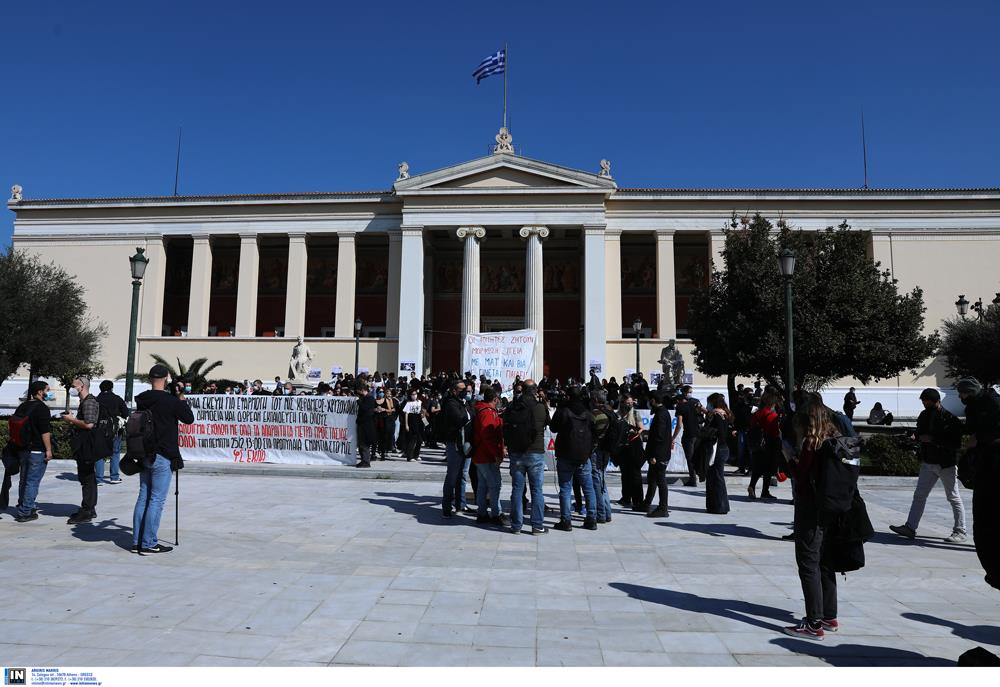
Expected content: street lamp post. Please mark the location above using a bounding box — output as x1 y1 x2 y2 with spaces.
124 247 149 404
778 248 796 404
955 294 970 318
632 317 642 381
354 318 363 376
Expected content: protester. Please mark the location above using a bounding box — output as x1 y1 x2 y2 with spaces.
374 387 396 460
643 391 671 518
748 391 781 500
132 364 194 554
732 389 753 475
8 381 53 522
784 401 840 640
95 380 129 485
589 390 615 524
60 376 102 524
704 392 732 515
402 389 425 462
889 388 966 543
956 377 1000 590
674 385 704 487
355 386 377 468
440 380 472 517
471 387 507 526
505 379 548 535
550 385 597 531
614 393 645 511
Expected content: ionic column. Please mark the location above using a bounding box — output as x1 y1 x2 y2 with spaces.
604 228 623 341
284 233 308 338
235 234 260 337
656 230 677 340
334 232 356 338
583 224 607 378
520 225 549 378
385 233 402 338
456 226 486 343
397 226 425 375
187 236 213 336
140 236 167 337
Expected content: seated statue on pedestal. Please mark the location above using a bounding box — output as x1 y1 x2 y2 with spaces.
288 336 314 382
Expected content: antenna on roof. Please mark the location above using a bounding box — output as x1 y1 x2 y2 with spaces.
173 126 183 196
860 109 869 190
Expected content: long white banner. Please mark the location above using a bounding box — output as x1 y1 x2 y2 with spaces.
462 329 537 388
179 394 359 465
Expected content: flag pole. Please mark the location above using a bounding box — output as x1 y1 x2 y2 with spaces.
503 43 509 131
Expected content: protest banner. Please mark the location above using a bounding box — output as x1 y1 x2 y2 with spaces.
178 394 359 465
462 329 537 388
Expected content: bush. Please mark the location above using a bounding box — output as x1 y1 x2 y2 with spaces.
0 415 76 460
862 434 920 476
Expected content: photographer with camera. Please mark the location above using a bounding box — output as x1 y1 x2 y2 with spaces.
131 364 194 554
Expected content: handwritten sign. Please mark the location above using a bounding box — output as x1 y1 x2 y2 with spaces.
179 395 359 465
462 329 537 390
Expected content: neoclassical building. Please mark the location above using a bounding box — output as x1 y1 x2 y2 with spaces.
8 129 1000 411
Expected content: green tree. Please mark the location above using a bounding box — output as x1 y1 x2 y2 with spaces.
938 305 1000 385
122 355 223 392
687 214 939 396
0 247 44 386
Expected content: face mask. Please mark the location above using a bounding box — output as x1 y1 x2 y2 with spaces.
44 391 55 402
184 386 192 393
69 388 80 398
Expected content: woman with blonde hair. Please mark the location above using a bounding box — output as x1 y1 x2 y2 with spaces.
783 401 840 641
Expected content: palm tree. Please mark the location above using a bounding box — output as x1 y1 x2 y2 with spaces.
120 356 223 392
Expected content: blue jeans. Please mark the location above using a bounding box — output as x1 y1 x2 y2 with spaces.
476 462 502 517
442 442 469 513
557 458 596 521
95 436 122 482
16 450 47 517
132 455 173 549
509 452 546 531
590 449 612 521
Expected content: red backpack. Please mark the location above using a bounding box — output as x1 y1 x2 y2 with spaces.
8 402 38 449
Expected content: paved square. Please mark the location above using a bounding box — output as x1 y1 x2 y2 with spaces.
2 466 998 666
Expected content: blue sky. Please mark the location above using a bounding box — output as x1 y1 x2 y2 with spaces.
3 0 999 246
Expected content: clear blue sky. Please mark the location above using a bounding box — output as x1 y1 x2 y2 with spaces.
3 0 999 246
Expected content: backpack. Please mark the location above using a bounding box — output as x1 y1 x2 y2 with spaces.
502 397 536 453
8 401 38 449
71 397 114 463
125 409 157 468
599 410 624 455
821 491 875 573
815 435 863 518
557 411 593 464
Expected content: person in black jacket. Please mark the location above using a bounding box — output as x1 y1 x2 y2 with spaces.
131 364 194 554
644 391 671 518
550 385 597 531
7 381 54 522
440 381 472 517
704 393 732 515
355 386 377 468
674 386 704 487
95 380 130 485
889 388 966 543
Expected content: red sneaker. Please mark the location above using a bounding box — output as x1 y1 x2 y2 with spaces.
783 619 825 641
820 618 839 632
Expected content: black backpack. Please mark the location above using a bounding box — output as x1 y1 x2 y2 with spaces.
71 397 114 463
502 397 536 453
125 409 157 468
815 435 863 519
557 411 593 464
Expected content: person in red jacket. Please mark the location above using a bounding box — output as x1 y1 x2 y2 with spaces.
472 387 508 526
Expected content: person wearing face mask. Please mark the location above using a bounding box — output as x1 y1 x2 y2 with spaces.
61 376 103 524
703 393 733 515
95 380 129 485
440 381 472 517
402 390 425 462
5 381 54 521
355 386 377 468
374 388 395 460
614 393 645 511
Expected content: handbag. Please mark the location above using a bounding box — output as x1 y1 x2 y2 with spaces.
119 454 142 476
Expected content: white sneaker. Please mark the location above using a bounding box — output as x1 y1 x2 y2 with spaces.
944 531 967 544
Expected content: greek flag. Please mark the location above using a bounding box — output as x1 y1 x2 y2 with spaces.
473 48 505 84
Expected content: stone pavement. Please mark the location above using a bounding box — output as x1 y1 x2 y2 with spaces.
1 466 997 667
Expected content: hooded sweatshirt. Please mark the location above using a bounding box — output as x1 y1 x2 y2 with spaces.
472 400 505 465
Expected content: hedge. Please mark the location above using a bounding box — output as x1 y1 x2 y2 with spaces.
861 434 921 476
0 416 76 459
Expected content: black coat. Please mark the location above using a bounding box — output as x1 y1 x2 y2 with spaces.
356 394 378 444
645 405 672 461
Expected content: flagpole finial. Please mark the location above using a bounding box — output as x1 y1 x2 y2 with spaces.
493 127 514 154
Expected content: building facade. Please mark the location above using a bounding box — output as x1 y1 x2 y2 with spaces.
8 133 1000 411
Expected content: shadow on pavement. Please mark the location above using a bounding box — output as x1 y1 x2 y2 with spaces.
35 501 78 518
610 582 794 632
67 516 135 551
901 612 1000 646
657 521 781 540
54 471 79 482
771 637 952 666
868 531 976 553
363 491 500 529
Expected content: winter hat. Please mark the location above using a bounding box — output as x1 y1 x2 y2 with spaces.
955 378 982 396
919 388 941 402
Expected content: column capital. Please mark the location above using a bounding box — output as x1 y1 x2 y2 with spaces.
238 232 258 242
456 226 486 240
387 231 402 244
583 223 607 236
192 235 212 245
604 227 623 238
287 232 307 242
519 225 550 240
336 231 356 241
655 228 676 240
400 225 424 237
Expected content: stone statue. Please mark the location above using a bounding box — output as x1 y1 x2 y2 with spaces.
494 127 514 154
397 161 410 180
287 336 314 382
10 184 23 202
658 339 685 386
599 159 612 178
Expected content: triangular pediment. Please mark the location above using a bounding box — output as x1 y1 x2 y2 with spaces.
394 153 616 194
